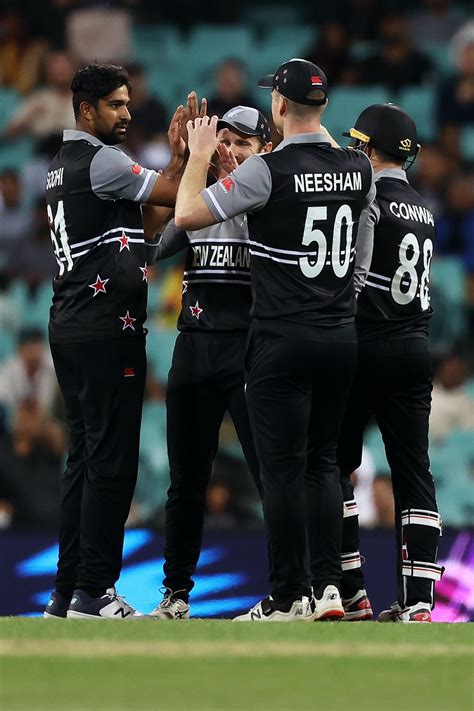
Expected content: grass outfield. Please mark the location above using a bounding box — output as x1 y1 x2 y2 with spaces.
0 619 472 711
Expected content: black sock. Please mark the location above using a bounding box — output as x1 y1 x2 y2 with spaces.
171 591 189 603
54 587 74 599
78 587 107 599
313 583 340 599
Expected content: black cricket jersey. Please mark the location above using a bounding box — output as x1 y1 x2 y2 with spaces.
202 133 375 328
153 217 251 333
46 129 159 344
356 168 436 341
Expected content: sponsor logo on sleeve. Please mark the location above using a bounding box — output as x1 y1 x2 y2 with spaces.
220 176 235 193
131 163 144 175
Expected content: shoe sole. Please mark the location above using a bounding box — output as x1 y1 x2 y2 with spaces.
149 613 190 620
343 609 374 621
308 608 345 622
43 612 67 619
67 610 142 620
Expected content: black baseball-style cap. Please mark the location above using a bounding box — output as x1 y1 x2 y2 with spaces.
258 58 328 107
344 103 420 160
217 106 271 144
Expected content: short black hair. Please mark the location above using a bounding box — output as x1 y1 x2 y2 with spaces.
373 147 405 166
71 63 131 119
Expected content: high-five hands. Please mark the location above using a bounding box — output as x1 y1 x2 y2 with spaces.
187 115 219 162
180 91 208 147
165 105 187 176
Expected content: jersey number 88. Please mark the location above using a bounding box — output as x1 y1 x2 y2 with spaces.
391 233 433 311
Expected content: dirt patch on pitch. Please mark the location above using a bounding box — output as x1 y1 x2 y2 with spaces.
0 639 470 658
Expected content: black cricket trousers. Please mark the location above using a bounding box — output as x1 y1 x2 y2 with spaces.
245 319 357 604
50 335 146 594
337 337 442 607
163 331 262 595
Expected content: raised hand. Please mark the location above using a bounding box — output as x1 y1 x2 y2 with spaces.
168 105 186 160
187 115 219 162
217 141 239 175
180 91 208 147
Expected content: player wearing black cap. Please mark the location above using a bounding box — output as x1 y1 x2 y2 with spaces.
43 64 198 620
174 59 375 621
149 107 271 620
337 104 443 623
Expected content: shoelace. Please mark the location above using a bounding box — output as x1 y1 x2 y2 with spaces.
105 588 137 614
158 587 188 609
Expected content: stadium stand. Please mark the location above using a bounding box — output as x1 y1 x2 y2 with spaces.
0 3 472 531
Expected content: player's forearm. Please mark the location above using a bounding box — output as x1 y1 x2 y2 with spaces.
142 204 174 241
175 153 212 230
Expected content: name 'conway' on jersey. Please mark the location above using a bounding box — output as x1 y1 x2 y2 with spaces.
45 129 160 343
201 133 375 327
356 167 436 341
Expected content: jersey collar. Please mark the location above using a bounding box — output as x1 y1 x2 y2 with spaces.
274 132 331 152
63 129 105 147
374 167 408 183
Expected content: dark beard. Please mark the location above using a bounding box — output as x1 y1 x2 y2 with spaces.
98 128 127 145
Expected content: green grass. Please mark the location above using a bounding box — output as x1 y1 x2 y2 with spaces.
0 619 472 711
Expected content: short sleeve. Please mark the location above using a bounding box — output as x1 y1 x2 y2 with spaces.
90 146 159 202
354 200 380 295
200 154 272 223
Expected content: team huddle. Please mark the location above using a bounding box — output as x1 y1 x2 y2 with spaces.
43 59 443 624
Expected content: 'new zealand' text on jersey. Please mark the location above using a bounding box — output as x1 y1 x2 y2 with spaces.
155 217 251 332
201 134 375 327
356 168 435 341
46 129 159 343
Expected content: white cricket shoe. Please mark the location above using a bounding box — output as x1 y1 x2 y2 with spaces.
307 585 344 621
150 591 190 620
233 595 311 622
67 587 144 619
378 600 432 623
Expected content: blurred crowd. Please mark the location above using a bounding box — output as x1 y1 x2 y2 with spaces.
0 0 473 531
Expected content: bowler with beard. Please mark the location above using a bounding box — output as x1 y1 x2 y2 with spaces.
44 64 185 620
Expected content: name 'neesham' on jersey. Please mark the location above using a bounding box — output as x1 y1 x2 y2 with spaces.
294 171 362 193
192 243 250 268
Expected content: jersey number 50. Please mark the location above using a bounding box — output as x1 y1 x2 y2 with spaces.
299 205 353 279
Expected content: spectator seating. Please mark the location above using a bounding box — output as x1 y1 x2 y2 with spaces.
399 85 436 141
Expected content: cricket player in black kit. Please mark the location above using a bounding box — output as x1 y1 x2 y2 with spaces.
337 104 443 623
43 64 189 620
147 107 271 620
174 59 376 621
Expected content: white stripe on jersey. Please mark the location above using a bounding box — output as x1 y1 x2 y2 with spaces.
185 278 251 286
250 250 299 265
56 226 144 253
134 170 154 202
368 271 390 282
250 250 355 267
58 236 144 261
187 237 248 245
365 280 390 291
184 269 250 276
205 189 229 220
249 239 355 257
